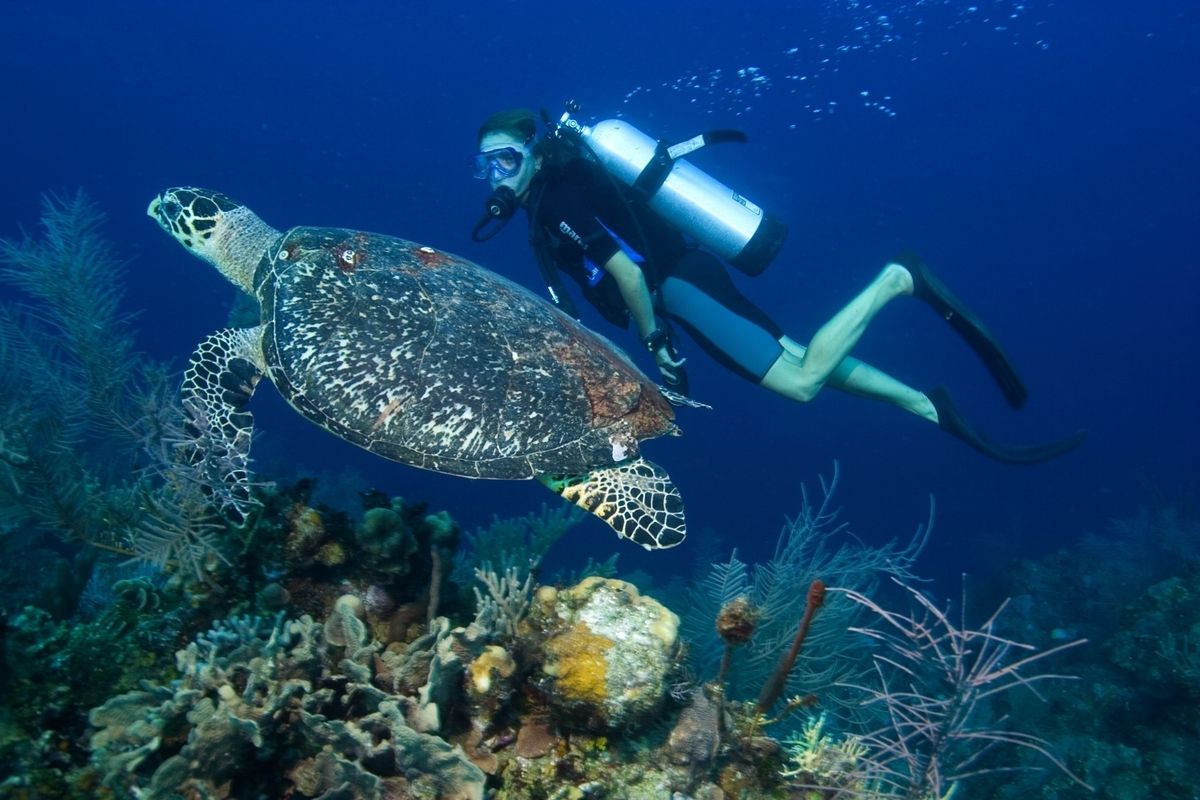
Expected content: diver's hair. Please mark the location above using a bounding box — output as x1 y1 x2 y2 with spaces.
477 108 538 146
478 107 583 169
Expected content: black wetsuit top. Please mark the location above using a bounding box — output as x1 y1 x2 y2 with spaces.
527 157 685 326
527 156 786 382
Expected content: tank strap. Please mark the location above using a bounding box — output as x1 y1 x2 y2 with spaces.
631 129 749 197
666 129 748 159
631 141 676 198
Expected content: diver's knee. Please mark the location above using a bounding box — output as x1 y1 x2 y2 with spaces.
879 262 914 295
760 351 822 402
762 371 821 402
789 379 822 403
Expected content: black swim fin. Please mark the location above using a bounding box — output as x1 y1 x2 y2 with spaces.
928 386 1087 465
894 251 1029 409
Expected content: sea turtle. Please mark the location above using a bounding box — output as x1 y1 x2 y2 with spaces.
147 187 687 549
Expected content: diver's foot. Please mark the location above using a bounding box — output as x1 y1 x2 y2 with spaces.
927 386 1087 465
893 251 1028 408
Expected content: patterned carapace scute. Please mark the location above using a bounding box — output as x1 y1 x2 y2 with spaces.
257 227 676 480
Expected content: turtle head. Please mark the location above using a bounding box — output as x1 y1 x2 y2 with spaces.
148 187 280 294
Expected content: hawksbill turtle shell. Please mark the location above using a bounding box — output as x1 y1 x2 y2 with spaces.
148 187 690 549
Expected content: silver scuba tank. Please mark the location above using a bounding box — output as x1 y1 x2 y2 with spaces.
574 117 787 276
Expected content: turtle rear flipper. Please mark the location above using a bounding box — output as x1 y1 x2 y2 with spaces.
180 326 267 520
540 459 686 550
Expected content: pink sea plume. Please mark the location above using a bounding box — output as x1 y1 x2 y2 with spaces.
816 578 1092 798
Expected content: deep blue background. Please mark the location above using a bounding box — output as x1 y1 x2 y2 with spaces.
2 1 1196 585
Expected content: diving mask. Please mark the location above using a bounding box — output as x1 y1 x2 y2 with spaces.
471 146 525 181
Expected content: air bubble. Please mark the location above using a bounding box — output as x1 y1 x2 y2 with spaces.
620 0 1048 128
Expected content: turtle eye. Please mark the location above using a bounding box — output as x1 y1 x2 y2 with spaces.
162 199 182 219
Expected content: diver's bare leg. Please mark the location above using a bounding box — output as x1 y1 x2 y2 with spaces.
793 340 935 421
760 264 918 403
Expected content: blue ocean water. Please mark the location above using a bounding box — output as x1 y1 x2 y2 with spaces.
1 0 1195 586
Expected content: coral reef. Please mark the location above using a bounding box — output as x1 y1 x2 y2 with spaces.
528 577 680 731
780 713 869 791
680 463 931 713
68 570 781 800
0 467 1104 800
86 611 485 800
0 193 1142 799
811 581 1090 798
967 505 1200 800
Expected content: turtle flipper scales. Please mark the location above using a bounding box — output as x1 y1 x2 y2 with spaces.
539 459 686 550
180 326 266 520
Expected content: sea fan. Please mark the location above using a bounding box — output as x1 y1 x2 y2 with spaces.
683 463 932 713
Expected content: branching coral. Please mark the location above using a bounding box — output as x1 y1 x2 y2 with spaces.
473 562 538 639
824 579 1091 798
781 712 870 788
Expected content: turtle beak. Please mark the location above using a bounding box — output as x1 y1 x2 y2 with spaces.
147 194 169 230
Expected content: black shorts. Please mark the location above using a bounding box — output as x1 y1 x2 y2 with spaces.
659 250 784 382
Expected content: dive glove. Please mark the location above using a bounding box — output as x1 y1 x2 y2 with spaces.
643 329 689 394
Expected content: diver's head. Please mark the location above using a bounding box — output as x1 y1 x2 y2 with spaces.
474 108 542 202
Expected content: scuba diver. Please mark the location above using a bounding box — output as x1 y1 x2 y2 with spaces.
468 106 1085 464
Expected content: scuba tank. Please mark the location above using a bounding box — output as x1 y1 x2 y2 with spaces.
553 108 787 276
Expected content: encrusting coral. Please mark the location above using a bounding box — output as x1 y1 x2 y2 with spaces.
528 577 680 731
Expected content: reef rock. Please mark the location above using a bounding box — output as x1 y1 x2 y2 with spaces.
529 576 679 730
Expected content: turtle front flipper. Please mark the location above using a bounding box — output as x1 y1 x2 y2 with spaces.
539 459 686 550
180 326 267 520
